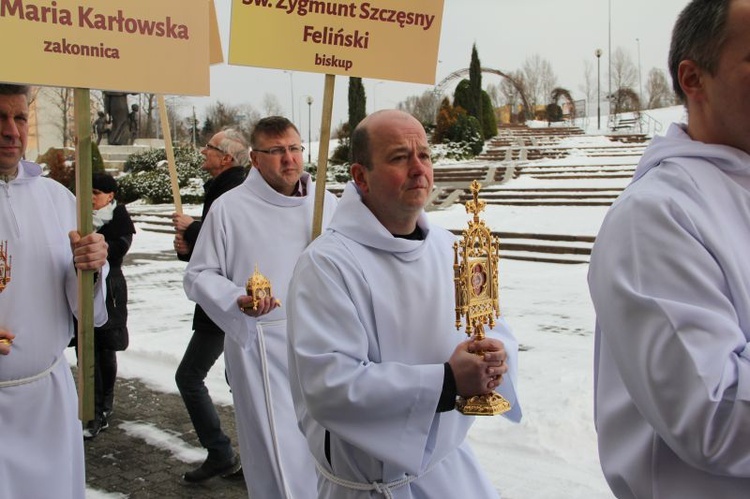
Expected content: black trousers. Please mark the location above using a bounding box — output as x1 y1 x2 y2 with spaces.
175 326 234 463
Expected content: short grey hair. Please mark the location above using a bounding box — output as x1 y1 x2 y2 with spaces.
217 128 249 167
668 0 732 103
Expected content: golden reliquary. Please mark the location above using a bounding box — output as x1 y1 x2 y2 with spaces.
0 240 11 294
245 264 281 311
0 240 11 347
453 180 511 416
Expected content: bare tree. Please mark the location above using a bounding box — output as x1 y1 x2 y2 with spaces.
645 68 675 109
486 83 504 108
41 87 75 147
579 59 596 116
522 54 558 107
501 71 526 122
233 103 261 138
199 101 259 144
262 93 283 116
138 94 156 139
610 47 638 97
397 90 440 125
163 96 189 145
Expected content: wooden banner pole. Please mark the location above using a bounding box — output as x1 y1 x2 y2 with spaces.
74 88 95 423
158 95 183 215
311 74 336 240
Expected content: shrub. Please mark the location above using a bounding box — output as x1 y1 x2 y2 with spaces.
117 146 207 204
123 146 202 174
306 162 351 184
546 103 563 123
446 113 484 156
329 142 350 166
38 143 105 193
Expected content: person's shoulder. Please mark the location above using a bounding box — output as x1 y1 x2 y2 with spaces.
29 168 75 201
303 229 348 259
113 203 132 218
294 230 355 277
212 167 246 193
617 160 701 213
204 182 246 214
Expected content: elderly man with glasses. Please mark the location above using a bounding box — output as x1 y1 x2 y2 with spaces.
184 116 337 499
171 128 249 483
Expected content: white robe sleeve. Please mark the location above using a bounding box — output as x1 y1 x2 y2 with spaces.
589 192 750 476
288 248 447 475
183 205 253 348
64 260 109 327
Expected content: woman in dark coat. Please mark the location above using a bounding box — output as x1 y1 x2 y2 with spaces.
82 172 136 439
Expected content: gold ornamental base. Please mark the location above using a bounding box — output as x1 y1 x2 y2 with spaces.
457 392 511 416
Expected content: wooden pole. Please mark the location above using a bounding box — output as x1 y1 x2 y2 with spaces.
158 95 183 214
73 88 95 423
311 74 336 239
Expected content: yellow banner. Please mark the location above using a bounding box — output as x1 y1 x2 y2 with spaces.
228 0 444 85
0 0 210 95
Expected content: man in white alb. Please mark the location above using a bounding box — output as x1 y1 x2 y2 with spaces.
184 116 337 499
589 1 750 497
287 109 522 498
0 84 109 499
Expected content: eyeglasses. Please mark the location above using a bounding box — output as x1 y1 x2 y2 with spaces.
253 145 305 156
203 143 225 154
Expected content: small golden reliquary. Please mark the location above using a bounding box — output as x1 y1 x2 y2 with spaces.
453 180 511 416
0 240 11 294
245 264 281 311
0 241 11 347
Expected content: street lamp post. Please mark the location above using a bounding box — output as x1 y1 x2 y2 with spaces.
596 49 602 130
636 37 643 106
608 0 612 102
306 96 313 164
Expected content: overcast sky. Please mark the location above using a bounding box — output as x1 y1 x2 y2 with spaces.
186 0 689 136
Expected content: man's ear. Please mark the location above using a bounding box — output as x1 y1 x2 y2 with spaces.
678 60 705 102
220 152 234 166
350 163 369 194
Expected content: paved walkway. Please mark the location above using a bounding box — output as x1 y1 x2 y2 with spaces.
78 371 248 498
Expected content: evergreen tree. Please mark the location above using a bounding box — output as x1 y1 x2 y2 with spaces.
434 97 457 143
468 44 484 132
481 91 497 139
348 77 367 133
453 80 472 114
200 117 215 145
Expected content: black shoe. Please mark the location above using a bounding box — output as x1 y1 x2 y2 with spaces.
183 455 241 483
83 415 108 440
99 413 109 431
222 465 244 482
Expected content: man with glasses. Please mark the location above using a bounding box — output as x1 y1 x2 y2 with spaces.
171 128 248 483
184 116 337 499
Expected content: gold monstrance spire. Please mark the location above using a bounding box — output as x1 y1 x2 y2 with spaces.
453 180 510 416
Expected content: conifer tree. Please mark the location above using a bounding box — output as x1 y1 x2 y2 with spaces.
348 77 367 133
481 91 497 139
468 44 484 133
